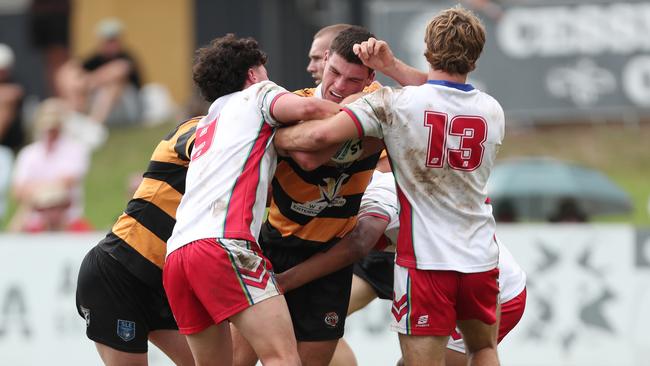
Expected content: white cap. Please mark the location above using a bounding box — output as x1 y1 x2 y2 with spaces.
96 18 124 39
0 43 15 69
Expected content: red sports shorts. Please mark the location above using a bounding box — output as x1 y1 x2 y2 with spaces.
447 288 527 352
163 238 280 335
391 265 500 336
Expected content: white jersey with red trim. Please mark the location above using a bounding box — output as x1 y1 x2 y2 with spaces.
360 171 526 301
344 80 505 272
167 81 288 256
358 171 399 252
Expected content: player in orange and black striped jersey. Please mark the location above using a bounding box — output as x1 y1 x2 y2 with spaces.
75 117 198 365
231 26 383 366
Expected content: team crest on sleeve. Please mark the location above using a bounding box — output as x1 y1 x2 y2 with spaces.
117 319 136 341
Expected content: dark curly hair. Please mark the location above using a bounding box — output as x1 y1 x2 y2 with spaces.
193 34 268 102
329 26 375 67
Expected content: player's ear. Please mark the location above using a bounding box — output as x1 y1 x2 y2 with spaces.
323 49 330 63
246 67 259 84
366 70 376 86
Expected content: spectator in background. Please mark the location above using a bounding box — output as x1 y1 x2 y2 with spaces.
0 44 25 153
307 24 351 85
494 199 518 223
57 18 143 126
549 198 588 223
8 98 91 232
28 0 71 96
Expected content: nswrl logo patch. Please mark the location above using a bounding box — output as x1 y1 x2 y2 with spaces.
117 319 136 342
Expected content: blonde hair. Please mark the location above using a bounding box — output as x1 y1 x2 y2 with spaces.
314 24 351 40
32 98 68 138
424 6 486 75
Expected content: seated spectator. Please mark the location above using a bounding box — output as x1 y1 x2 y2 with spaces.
57 17 143 126
549 197 588 223
8 98 92 232
0 43 25 153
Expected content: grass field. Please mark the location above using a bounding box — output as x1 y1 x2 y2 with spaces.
3 121 649 230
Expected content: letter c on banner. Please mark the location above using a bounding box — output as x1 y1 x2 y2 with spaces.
623 55 650 107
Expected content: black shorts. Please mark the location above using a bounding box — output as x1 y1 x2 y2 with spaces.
353 250 395 300
75 246 177 353
263 243 352 342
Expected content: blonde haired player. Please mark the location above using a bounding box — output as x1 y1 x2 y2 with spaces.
307 24 352 85
275 7 505 365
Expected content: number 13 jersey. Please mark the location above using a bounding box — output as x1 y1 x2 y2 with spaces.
343 80 505 273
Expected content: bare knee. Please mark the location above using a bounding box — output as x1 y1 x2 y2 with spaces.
259 353 301 366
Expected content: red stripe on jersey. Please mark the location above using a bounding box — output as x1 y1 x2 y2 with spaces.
358 212 390 222
269 92 291 121
485 197 491 204
395 186 416 267
341 107 364 138
224 122 273 242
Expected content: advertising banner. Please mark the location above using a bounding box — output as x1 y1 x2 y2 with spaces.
368 0 650 122
2 226 649 365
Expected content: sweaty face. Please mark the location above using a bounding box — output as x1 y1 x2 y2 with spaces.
307 36 330 85
321 52 374 103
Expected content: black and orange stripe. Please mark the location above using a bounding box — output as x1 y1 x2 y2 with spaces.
98 117 200 291
262 152 380 249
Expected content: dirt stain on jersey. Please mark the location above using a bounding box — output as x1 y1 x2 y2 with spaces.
368 88 394 125
211 197 229 216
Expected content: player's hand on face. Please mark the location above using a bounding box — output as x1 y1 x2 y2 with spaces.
353 37 396 72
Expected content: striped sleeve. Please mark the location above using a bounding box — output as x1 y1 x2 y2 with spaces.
343 86 396 139
358 172 399 225
258 81 290 128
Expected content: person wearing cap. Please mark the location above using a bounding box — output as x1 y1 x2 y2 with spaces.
0 43 25 153
56 17 143 126
82 17 143 125
8 98 91 232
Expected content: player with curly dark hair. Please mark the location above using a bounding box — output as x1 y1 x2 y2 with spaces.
193 34 268 102
163 34 340 366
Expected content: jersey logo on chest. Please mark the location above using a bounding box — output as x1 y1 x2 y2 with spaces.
290 173 349 217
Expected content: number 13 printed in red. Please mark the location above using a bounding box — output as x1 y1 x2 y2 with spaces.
423 111 487 171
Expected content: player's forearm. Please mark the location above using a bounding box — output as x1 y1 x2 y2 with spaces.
275 122 328 152
275 217 387 292
287 144 340 171
383 58 427 86
278 248 355 292
299 97 340 121
273 94 339 124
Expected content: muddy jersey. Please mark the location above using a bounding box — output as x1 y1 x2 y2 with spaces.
167 81 289 255
344 80 505 272
358 171 525 301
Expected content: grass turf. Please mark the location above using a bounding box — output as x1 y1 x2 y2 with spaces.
3 121 649 230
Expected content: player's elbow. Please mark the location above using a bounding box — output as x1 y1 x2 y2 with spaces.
291 154 321 171
347 227 373 261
